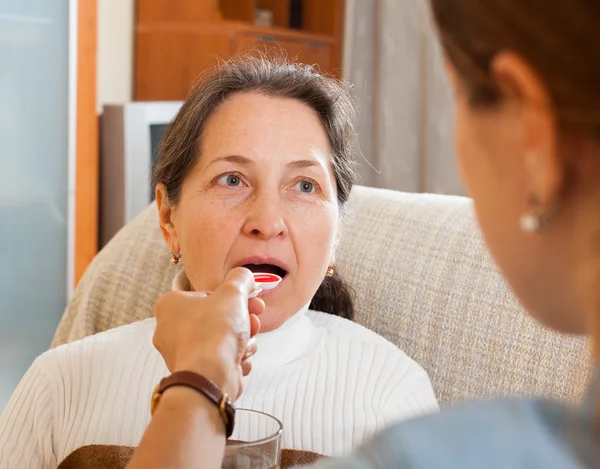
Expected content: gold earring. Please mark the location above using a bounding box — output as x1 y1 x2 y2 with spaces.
520 194 550 233
326 266 335 277
170 252 181 265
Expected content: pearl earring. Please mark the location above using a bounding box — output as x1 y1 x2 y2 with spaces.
520 213 543 233
520 194 550 233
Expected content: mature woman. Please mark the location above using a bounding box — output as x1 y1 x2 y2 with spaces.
125 0 600 468
0 57 438 468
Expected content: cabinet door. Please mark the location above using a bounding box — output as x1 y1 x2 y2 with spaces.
0 0 71 409
136 26 233 100
137 0 218 23
234 34 333 73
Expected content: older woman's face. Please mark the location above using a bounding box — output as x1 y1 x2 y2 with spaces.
159 92 340 332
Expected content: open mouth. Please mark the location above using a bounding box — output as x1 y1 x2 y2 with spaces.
243 263 288 279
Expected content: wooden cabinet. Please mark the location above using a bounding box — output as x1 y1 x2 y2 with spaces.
232 33 332 72
134 0 344 101
136 25 233 100
137 0 218 23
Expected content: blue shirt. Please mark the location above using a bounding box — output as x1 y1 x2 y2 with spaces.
313 378 600 469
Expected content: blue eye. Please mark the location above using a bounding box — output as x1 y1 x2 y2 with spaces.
217 174 245 187
294 180 315 193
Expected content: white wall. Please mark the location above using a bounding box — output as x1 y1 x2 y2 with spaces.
97 0 134 112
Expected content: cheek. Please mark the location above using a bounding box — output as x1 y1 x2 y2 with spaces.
453 102 511 205
454 103 484 196
292 202 338 266
175 198 240 286
179 199 229 243
453 105 507 252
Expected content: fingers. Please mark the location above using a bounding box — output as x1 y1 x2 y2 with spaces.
242 360 253 376
249 314 261 338
241 338 257 376
244 338 257 359
248 297 265 317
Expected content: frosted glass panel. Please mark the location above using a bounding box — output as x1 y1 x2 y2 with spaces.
0 1 70 409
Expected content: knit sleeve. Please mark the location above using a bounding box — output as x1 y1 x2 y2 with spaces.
0 355 58 469
379 359 439 426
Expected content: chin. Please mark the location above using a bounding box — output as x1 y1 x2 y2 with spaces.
524 299 587 336
532 313 587 336
260 308 285 334
258 308 289 333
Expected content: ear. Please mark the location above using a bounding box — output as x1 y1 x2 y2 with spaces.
491 51 565 208
155 184 180 254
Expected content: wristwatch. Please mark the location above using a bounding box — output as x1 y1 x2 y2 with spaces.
151 371 236 438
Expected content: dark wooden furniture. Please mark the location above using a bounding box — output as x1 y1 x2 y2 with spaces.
135 0 345 100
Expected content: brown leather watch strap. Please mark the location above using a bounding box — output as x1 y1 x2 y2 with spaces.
151 371 235 438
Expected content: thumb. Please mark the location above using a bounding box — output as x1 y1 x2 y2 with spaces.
217 267 256 297
176 290 209 298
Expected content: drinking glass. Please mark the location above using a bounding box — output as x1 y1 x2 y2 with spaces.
222 409 283 469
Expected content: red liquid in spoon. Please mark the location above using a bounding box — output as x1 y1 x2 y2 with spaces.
253 273 282 284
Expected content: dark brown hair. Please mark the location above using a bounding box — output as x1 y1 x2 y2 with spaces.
430 0 600 142
152 55 358 320
430 1 600 441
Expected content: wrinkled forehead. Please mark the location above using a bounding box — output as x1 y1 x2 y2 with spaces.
199 92 333 169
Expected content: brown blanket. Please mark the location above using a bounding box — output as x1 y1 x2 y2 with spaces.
58 445 326 469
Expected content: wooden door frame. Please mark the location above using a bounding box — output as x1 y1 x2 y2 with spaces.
74 0 98 286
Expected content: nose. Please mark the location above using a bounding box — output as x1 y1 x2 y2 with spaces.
242 194 287 240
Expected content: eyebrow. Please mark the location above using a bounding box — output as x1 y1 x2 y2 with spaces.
206 155 253 167
207 154 322 170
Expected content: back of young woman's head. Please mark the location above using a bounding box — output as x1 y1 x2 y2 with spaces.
430 0 600 141
153 55 358 320
430 1 600 346
431 0 600 142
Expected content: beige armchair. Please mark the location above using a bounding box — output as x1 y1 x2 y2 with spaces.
53 186 591 405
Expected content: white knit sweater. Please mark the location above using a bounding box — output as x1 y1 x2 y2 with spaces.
0 298 437 468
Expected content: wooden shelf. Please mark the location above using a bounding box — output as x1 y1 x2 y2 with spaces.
256 0 289 28
137 21 335 44
138 1 218 22
218 0 341 35
134 0 344 100
228 21 336 43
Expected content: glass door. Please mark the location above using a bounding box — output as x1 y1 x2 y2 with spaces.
0 0 73 409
